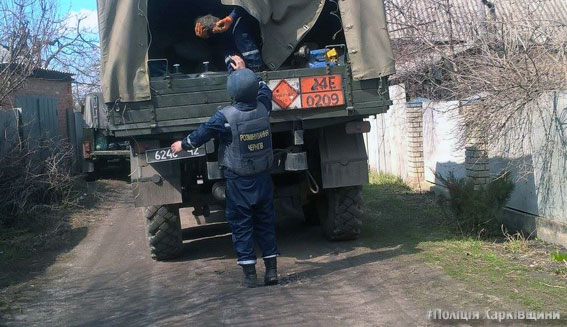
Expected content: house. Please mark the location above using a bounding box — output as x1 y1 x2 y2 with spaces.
0 65 74 139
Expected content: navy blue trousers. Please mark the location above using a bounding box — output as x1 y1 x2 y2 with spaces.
224 172 278 265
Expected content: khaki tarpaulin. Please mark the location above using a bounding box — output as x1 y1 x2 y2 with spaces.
97 0 151 103
336 0 395 80
97 0 395 103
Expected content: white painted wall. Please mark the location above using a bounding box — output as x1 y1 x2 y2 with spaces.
422 101 465 184
364 85 409 180
366 88 567 226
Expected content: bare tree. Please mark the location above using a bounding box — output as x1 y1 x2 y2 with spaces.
44 6 100 102
0 0 56 107
0 0 100 109
386 0 567 206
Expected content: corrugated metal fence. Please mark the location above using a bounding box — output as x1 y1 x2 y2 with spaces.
13 95 59 159
0 95 83 171
0 109 21 154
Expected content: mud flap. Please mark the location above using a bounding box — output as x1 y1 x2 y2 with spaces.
130 143 182 207
319 123 369 189
83 159 94 173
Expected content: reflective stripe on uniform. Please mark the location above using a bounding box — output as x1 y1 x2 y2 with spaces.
241 49 260 57
232 16 242 34
237 259 257 265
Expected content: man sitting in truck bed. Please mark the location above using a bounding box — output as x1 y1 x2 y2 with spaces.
194 6 264 72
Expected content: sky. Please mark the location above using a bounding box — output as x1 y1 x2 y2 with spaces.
59 0 99 31
59 0 97 12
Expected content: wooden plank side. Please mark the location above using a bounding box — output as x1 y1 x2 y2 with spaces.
152 90 231 108
155 103 228 121
111 67 390 130
352 89 388 105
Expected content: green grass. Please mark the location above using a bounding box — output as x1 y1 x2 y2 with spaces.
363 173 567 312
551 252 567 262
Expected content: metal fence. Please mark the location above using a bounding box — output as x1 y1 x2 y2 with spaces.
1 95 83 171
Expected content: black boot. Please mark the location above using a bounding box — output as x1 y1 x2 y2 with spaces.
241 264 257 288
263 257 278 286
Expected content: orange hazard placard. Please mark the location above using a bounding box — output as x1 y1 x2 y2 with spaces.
301 91 345 109
300 74 343 94
272 80 299 109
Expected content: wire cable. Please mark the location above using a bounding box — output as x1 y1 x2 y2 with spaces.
305 170 320 194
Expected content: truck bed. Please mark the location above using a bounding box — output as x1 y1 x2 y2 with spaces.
109 66 390 138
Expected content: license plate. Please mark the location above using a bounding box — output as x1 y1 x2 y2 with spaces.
146 146 205 164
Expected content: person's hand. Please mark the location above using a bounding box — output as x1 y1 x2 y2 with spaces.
230 55 246 70
195 22 209 39
213 16 233 33
170 141 183 154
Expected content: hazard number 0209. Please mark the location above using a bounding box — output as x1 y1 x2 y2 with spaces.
301 91 345 108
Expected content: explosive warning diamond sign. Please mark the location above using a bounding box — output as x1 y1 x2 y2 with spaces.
272 79 299 109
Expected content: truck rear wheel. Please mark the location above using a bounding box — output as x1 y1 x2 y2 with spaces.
302 200 321 226
319 186 363 241
145 205 183 260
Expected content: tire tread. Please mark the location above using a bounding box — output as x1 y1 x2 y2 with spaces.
145 205 182 260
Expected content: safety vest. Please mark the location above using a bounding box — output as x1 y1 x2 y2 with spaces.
219 103 273 176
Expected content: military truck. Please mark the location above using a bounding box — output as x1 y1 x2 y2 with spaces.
96 0 395 260
81 92 130 181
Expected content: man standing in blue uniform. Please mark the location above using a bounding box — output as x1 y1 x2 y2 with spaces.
170 56 278 287
194 7 264 71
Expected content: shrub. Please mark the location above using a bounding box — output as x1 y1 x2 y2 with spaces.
436 171 515 237
0 138 78 227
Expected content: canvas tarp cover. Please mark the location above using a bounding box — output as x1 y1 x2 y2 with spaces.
83 93 108 129
97 0 395 103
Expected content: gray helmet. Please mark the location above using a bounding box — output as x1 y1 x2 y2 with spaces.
227 68 258 103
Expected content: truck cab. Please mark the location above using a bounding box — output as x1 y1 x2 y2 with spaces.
81 93 130 180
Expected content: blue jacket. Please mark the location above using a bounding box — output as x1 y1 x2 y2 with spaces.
220 8 263 72
182 74 272 177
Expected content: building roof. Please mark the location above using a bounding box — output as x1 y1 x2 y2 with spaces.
30 68 74 82
385 0 567 42
0 63 74 82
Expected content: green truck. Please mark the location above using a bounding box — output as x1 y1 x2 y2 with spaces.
96 0 395 260
81 92 130 181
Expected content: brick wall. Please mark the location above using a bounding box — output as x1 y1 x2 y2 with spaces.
465 130 489 188
8 78 74 139
406 102 425 187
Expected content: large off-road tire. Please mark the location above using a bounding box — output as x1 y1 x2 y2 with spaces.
319 186 363 241
145 205 183 260
302 200 321 226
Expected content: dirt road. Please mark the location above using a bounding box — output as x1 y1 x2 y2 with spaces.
2 181 513 326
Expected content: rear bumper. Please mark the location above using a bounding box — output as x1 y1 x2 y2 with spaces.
91 150 130 157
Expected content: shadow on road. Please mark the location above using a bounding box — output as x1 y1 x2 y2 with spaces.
169 179 447 284
0 180 121 289
145 174 455 285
